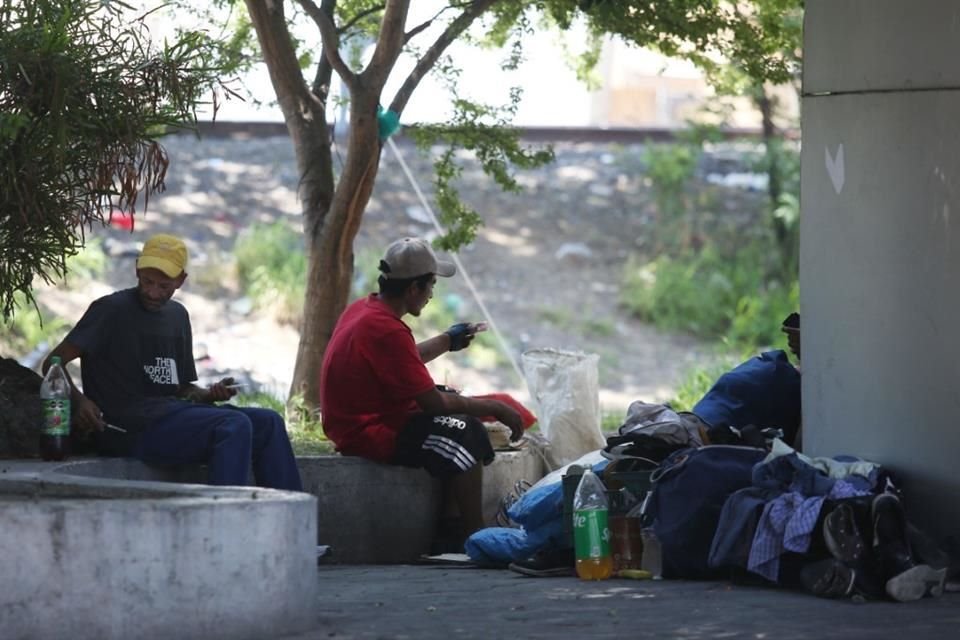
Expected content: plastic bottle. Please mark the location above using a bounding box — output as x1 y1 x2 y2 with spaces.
40 356 71 461
640 527 663 579
572 468 613 580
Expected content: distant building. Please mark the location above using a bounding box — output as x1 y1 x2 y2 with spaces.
587 39 798 131
204 35 795 133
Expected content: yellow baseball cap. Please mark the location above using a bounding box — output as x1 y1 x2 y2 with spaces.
136 234 188 278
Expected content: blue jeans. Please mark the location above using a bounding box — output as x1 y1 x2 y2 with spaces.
135 403 302 491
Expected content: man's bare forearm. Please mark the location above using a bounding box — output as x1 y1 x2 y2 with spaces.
417 333 452 363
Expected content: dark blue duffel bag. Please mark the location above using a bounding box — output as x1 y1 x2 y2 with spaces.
644 445 766 579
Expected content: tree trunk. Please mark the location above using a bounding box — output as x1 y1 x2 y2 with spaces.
244 0 387 410
756 86 786 248
288 90 384 408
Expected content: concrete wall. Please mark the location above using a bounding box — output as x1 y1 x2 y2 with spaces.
801 0 960 537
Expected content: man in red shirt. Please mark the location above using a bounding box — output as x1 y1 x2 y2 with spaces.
321 237 523 545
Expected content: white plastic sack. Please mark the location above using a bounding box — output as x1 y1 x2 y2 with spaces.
521 348 606 470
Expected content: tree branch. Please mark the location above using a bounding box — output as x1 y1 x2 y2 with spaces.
389 0 499 116
402 3 462 44
295 0 357 91
311 0 336 98
244 0 320 121
361 0 410 90
338 3 386 35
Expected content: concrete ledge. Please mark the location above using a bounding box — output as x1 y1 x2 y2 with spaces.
51 457 209 483
299 456 443 564
0 473 318 640
0 447 545 565
299 448 545 564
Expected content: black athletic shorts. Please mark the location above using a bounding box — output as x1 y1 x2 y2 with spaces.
392 413 494 479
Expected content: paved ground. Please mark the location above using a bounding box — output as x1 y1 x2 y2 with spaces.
279 564 960 640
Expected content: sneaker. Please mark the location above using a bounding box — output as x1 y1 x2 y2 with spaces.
871 493 948 601
884 564 948 602
823 503 865 563
317 544 332 565
800 558 856 599
508 548 575 578
872 494 915 579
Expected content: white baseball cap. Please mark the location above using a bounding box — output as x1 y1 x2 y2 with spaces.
379 237 456 279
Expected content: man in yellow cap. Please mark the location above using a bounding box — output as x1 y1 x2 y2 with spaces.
43 234 302 491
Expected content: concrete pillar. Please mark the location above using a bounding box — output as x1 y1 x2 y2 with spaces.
801 0 960 537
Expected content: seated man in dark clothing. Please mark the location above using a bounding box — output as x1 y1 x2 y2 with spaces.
45 234 302 491
692 313 802 448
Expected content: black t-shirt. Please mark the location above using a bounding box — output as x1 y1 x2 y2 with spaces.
65 287 198 434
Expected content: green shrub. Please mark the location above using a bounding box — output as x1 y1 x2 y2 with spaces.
621 242 798 351
1 237 108 356
726 279 799 349
2 293 68 357
601 408 626 434
622 245 740 337
668 357 739 411
235 390 334 456
350 246 384 301
642 142 699 222
234 222 306 325
65 237 107 282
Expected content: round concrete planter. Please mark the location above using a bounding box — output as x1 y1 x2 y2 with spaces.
0 474 318 640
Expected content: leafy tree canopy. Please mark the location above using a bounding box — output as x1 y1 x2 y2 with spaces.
0 0 229 319
191 0 800 251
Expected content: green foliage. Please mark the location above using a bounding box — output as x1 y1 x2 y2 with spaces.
641 123 727 251
643 142 700 221
350 246 384 301
622 242 798 350
234 222 306 325
600 408 626 434
288 429 336 456
668 357 740 411
186 0 808 410
2 293 68 357
409 93 554 251
235 390 334 455
537 306 615 337
234 390 285 412
0 0 228 320
283 392 333 455
542 0 802 85
727 278 799 348
64 238 108 282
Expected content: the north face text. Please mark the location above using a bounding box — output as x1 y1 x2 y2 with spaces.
144 357 179 385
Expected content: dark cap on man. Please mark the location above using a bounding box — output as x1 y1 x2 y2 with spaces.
378 237 456 279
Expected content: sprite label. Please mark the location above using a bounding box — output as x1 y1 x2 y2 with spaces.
573 509 611 561
42 398 71 436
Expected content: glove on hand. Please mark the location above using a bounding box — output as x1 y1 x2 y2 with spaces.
445 323 474 351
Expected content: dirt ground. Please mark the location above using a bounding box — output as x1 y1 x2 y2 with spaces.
30 131 729 420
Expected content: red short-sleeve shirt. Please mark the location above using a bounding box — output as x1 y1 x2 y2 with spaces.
320 294 436 462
